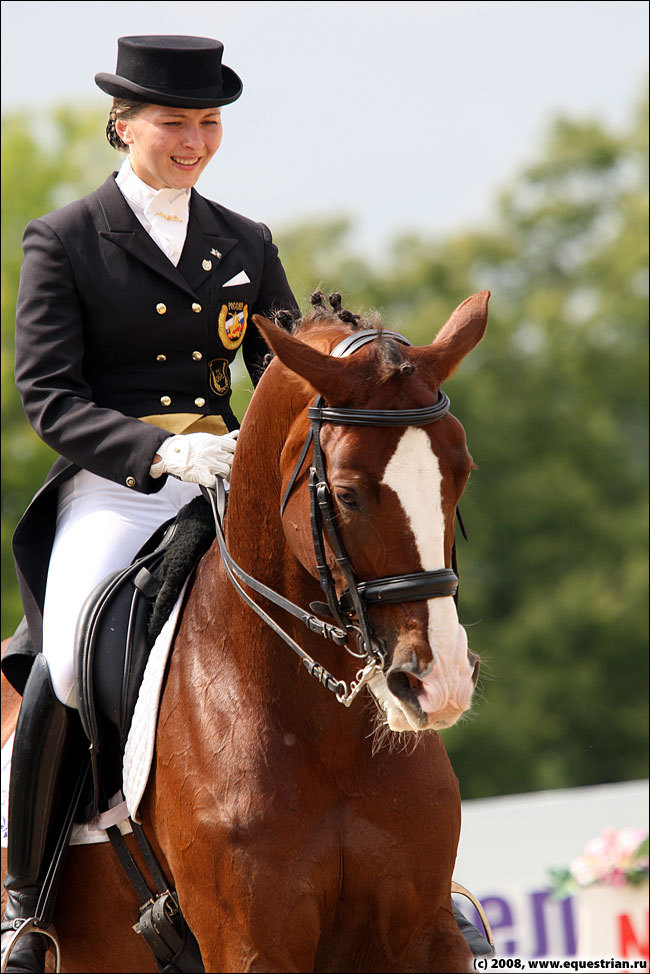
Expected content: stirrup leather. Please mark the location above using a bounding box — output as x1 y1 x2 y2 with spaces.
1 917 61 974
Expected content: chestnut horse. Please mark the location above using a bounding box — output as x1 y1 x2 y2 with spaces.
2 290 489 973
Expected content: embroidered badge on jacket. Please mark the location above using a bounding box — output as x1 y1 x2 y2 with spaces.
218 302 248 350
209 358 231 396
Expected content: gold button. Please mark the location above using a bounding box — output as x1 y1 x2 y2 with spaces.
202 259 212 271
160 395 172 407
156 303 167 315
194 397 206 408
125 476 136 488
191 303 202 313
156 354 167 363
192 350 203 361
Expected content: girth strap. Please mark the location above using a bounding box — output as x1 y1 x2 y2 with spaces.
106 822 205 973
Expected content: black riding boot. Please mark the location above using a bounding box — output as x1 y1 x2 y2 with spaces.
1 655 71 973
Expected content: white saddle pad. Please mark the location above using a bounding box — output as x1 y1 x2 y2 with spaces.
123 581 188 822
1 581 187 846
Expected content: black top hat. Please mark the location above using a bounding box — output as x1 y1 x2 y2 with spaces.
95 35 243 108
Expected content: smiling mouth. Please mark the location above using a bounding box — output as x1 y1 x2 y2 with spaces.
171 156 201 168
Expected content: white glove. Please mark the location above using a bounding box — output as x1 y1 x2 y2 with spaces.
150 431 239 487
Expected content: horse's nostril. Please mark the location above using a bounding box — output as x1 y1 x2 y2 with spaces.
406 672 420 692
386 668 416 705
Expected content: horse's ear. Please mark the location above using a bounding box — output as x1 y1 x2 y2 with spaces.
417 291 490 385
252 315 356 400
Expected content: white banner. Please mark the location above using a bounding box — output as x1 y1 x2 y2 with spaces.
454 780 649 963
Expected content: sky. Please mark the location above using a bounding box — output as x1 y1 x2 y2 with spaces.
1 1 648 254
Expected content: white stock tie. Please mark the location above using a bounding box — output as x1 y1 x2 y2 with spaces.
143 189 190 267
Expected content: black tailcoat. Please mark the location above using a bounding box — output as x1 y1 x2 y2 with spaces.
4 173 298 691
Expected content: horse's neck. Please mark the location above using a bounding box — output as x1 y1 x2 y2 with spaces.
212 393 372 746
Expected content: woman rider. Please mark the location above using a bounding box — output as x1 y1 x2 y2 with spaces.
1 34 298 972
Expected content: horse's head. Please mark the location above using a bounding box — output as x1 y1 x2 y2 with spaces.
251 291 489 733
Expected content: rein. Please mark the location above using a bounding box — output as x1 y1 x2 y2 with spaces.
203 480 371 705
203 327 461 707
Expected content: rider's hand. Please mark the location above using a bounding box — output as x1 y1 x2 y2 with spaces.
150 430 239 487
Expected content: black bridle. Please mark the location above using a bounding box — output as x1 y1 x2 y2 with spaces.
203 328 462 707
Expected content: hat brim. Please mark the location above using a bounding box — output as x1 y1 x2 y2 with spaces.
94 65 243 108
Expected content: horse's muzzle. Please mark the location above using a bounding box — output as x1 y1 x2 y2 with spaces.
384 647 479 731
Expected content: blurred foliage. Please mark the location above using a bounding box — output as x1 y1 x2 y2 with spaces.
1 108 117 627
2 93 647 798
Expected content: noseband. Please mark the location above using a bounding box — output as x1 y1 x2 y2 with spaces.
204 328 462 707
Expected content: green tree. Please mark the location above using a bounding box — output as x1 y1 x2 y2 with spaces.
1 108 117 631
440 102 649 796
272 96 649 795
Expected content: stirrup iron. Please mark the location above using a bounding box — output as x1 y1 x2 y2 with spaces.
1 917 61 974
451 880 495 948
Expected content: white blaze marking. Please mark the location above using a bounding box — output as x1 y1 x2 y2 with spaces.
380 428 473 730
381 428 445 570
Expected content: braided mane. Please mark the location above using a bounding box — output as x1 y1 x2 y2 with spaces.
268 291 415 381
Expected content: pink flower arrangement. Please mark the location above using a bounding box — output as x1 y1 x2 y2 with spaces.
570 827 649 888
550 827 649 897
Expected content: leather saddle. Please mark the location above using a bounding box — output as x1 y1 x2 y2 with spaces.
73 495 215 818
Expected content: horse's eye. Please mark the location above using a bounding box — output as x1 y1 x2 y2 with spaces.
335 488 360 511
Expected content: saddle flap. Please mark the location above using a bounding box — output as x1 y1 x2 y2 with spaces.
72 495 215 816
74 548 167 751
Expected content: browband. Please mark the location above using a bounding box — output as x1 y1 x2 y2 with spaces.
308 391 450 428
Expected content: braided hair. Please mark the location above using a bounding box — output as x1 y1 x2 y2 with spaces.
105 98 148 151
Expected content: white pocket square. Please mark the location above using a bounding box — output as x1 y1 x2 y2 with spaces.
223 270 251 287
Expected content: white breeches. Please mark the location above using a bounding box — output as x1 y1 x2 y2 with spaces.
42 469 202 708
